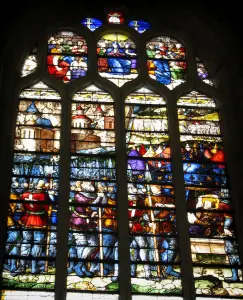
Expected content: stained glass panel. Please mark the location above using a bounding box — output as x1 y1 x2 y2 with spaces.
128 20 151 33
196 58 214 86
177 91 243 297
107 12 124 24
19 81 61 100
146 36 187 90
1 82 61 294
47 31 88 83
125 87 182 295
66 293 119 300
1 291 54 299
132 297 183 300
81 18 103 31
97 33 138 87
21 47 37 77
67 85 118 294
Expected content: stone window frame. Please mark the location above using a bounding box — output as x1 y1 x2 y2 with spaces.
0 8 242 300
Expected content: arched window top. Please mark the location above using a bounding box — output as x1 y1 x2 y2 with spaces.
21 47 37 77
97 33 138 87
125 86 165 105
177 91 216 107
47 31 88 83
19 81 61 100
73 84 114 102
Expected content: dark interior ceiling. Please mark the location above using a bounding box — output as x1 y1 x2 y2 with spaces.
0 1 241 63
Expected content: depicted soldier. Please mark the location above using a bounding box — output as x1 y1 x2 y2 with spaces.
14 179 52 275
146 184 180 278
3 179 27 276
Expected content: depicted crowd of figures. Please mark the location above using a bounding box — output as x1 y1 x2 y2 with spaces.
45 30 212 89
125 89 181 282
67 179 181 282
67 180 119 282
127 182 180 280
2 8 240 299
4 174 58 277
24 29 211 89
2 80 242 297
146 37 187 87
47 32 88 83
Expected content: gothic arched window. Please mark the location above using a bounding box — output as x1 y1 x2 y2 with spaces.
0 8 242 300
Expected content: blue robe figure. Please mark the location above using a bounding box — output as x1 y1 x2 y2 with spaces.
106 42 131 74
153 60 171 85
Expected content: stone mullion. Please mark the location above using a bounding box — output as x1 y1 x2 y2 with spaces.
0 66 20 292
167 95 196 300
54 88 71 300
116 90 132 300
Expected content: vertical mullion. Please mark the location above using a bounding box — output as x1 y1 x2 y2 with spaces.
167 96 196 300
55 88 71 300
116 91 131 300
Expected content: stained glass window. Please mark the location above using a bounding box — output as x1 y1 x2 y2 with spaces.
196 58 214 86
81 18 103 31
67 85 118 295
177 91 243 297
1 82 61 296
146 36 187 90
125 87 182 295
1 8 242 300
47 32 88 83
128 20 151 33
21 47 37 77
97 33 138 87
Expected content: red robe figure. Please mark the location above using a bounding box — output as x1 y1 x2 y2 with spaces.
15 180 51 275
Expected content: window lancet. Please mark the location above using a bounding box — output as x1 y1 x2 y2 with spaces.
1 82 61 299
67 85 118 296
125 87 182 295
178 91 243 297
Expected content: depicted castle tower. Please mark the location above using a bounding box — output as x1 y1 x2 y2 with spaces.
71 105 101 151
15 101 60 152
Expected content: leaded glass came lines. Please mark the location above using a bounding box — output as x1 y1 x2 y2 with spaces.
177 91 243 297
125 87 182 295
1 82 61 296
